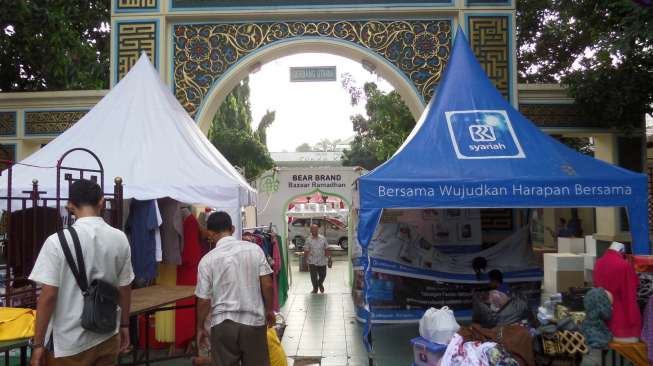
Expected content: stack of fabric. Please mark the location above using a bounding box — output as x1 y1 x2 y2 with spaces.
440 325 533 366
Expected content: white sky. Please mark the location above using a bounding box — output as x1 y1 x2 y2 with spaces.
249 53 394 152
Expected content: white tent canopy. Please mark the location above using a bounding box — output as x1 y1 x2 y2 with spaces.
2 54 256 213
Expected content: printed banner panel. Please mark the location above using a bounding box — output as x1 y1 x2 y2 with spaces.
352 270 541 323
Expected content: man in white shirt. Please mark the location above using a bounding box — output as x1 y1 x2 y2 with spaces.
195 211 275 366
304 224 331 294
29 179 134 366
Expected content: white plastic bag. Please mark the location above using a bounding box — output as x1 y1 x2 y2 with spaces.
419 306 460 344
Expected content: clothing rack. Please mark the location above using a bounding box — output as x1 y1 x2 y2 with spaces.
242 223 273 233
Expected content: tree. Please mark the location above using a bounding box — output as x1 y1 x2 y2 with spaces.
0 1 110 91
313 139 339 152
342 136 384 169
208 78 275 180
517 0 652 129
295 143 313 152
255 110 276 145
342 82 416 170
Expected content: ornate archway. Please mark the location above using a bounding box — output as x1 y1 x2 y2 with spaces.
186 37 435 133
171 19 452 128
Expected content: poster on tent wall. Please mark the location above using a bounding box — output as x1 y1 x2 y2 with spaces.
352 209 543 323
351 269 542 323
352 209 483 273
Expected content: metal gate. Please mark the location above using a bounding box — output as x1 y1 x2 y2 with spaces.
0 148 123 308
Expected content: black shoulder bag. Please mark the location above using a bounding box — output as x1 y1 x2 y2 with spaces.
57 227 119 334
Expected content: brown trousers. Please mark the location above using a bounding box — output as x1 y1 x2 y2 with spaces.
46 335 119 366
211 320 269 366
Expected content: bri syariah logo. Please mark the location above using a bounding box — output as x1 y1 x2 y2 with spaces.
446 110 525 159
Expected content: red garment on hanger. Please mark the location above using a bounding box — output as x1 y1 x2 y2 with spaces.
272 236 281 311
175 214 202 347
594 249 642 338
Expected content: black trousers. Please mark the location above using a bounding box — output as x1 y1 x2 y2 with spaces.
309 264 327 290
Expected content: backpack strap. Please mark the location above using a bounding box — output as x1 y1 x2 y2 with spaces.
57 227 89 294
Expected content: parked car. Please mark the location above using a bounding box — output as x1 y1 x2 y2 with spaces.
289 217 348 250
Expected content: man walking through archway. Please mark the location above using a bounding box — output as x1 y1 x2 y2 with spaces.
305 224 330 294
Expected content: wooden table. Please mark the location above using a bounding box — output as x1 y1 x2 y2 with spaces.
129 285 195 316
601 341 649 366
120 285 197 366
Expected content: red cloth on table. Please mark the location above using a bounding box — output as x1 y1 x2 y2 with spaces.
594 249 642 338
175 214 202 347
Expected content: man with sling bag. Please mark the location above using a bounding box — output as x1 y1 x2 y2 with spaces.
29 179 134 366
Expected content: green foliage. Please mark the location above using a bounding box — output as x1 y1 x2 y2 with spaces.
208 78 275 180
553 136 594 156
255 110 276 145
342 136 383 170
209 128 274 180
517 0 653 129
564 59 652 130
0 0 110 91
342 83 415 170
295 143 313 152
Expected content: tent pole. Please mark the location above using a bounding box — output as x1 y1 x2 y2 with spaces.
368 332 374 366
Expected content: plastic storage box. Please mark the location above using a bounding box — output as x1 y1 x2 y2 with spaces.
411 337 447 366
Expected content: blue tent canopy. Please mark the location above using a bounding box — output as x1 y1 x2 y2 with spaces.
356 27 649 353
357 29 649 254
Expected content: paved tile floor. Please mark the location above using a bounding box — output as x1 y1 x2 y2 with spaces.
280 255 370 366
281 252 423 366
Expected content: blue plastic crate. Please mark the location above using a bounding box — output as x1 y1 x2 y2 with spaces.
410 337 447 366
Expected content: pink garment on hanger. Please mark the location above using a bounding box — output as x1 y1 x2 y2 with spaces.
272 236 281 311
594 249 642 338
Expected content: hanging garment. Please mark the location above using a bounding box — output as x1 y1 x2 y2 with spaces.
261 233 273 258
197 209 212 255
175 214 202 348
154 200 163 262
580 288 613 349
276 234 289 308
9 206 62 282
272 235 281 311
122 200 131 229
155 264 176 343
243 232 280 311
158 198 184 265
594 249 642 338
641 295 653 364
125 200 158 281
